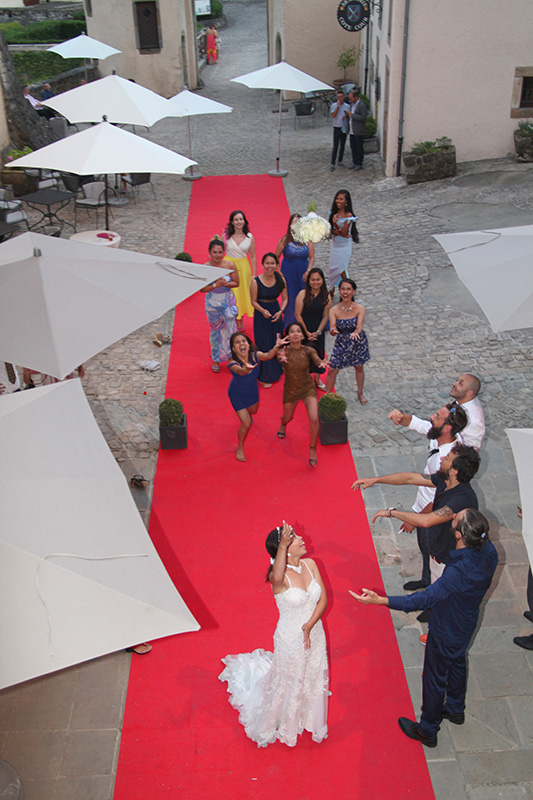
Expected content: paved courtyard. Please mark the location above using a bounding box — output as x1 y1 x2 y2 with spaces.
1 2 532 798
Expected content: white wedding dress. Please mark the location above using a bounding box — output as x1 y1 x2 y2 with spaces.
219 562 329 748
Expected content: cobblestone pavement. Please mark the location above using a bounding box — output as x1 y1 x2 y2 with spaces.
2 2 533 798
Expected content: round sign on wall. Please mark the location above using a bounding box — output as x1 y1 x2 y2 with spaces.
337 0 370 32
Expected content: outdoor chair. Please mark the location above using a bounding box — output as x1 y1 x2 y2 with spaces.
122 173 156 202
25 169 60 190
293 101 316 129
0 188 29 230
74 180 109 228
61 173 83 195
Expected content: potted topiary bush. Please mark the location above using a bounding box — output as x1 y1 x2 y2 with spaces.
159 398 187 450
514 120 533 162
318 392 348 445
2 146 39 196
402 136 456 184
335 46 361 86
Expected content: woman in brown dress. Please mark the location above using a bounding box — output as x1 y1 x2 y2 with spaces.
277 321 328 467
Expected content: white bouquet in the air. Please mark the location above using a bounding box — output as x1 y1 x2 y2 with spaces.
291 201 331 244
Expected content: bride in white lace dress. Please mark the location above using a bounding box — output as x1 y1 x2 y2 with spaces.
219 521 329 747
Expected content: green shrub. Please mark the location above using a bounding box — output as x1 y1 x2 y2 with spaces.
174 252 192 261
159 399 184 427
410 137 453 155
4 19 85 44
318 392 346 421
365 115 377 138
0 22 25 36
12 51 83 84
211 0 223 17
5 145 32 162
517 119 533 137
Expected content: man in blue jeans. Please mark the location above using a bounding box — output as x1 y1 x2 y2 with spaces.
350 508 498 747
330 90 350 171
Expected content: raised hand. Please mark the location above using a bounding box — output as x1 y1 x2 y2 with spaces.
351 477 377 492
388 409 403 425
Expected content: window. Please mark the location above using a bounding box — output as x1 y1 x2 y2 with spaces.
520 77 533 108
511 68 533 118
85 0 92 17
135 1 161 52
387 0 393 42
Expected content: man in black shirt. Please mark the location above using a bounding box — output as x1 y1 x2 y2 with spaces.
352 443 480 578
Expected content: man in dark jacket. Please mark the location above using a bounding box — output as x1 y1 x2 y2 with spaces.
346 88 368 171
350 508 498 747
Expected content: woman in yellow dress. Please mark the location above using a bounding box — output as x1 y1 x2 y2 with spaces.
224 209 257 330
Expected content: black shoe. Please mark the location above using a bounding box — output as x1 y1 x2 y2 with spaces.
417 609 431 623
513 634 533 650
348 164 357 170
403 580 429 591
524 610 533 623
398 717 437 748
441 709 465 725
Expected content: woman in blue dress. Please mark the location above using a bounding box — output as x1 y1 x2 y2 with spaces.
250 253 288 388
228 331 288 462
275 213 315 326
325 278 370 404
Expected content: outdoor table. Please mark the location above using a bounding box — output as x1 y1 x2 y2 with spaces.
0 220 20 242
21 189 76 232
69 230 121 248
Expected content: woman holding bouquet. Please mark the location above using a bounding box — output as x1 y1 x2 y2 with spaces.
328 189 359 297
275 213 315 326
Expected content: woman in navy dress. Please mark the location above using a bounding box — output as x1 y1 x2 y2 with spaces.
228 331 288 462
325 278 370 404
294 268 331 391
250 253 288 388
275 214 315 326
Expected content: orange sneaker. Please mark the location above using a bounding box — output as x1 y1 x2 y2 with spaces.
419 634 428 646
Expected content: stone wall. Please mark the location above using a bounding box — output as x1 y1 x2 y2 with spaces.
0 3 83 24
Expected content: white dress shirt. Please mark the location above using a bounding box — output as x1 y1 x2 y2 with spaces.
460 397 485 450
408 415 458 512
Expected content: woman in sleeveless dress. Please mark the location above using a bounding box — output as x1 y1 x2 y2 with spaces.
250 252 287 387
227 331 288 462
200 238 239 372
225 210 257 328
326 278 370 404
275 213 315 326
219 521 329 748
294 267 331 392
277 322 328 467
328 189 359 298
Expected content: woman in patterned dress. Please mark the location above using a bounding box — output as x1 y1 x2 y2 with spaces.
200 238 239 373
325 278 369 403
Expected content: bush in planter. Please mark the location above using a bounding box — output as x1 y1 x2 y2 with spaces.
318 392 346 420
318 393 348 446
514 120 533 162
174 251 192 261
159 399 187 450
336 46 361 83
403 136 456 184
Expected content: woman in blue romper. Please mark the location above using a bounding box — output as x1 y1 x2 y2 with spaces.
228 331 288 462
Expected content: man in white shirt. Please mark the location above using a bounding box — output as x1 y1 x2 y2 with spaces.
388 403 468 592
449 374 485 449
330 90 350 171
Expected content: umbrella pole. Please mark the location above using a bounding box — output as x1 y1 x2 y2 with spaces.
105 174 109 231
268 91 288 178
182 116 201 182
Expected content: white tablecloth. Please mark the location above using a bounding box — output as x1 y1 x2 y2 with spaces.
69 230 121 248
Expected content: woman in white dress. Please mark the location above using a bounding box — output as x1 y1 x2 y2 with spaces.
224 209 257 329
328 189 359 298
219 521 329 748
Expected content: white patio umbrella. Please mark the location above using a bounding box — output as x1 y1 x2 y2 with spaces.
168 88 232 181
48 32 121 60
433 226 533 332
42 75 175 128
5 121 196 230
506 429 533 570
0 379 199 690
231 61 332 176
0 231 227 379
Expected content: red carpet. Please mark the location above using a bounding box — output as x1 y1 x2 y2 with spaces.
114 176 434 799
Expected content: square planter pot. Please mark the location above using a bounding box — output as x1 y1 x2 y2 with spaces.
160 414 188 449
514 131 533 162
318 413 348 446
